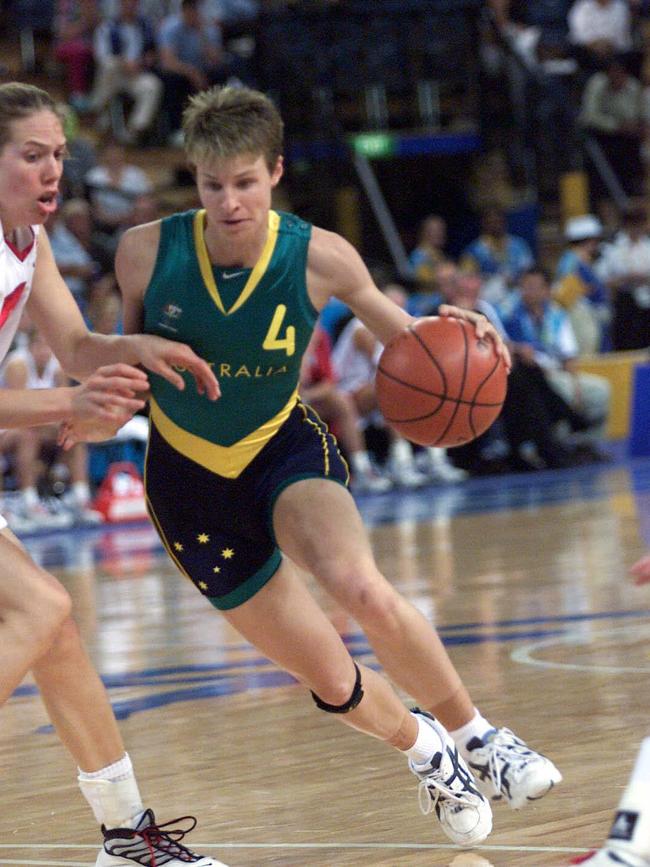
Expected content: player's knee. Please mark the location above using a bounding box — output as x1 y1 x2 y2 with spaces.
14 573 71 651
311 663 364 714
346 574 400 630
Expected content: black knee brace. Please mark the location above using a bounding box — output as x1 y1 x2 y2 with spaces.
311 663 364 713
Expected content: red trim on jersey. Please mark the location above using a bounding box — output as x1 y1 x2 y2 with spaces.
0 283 27 329
4 228 35 262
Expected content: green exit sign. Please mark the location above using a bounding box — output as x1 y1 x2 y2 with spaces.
352 132 395 158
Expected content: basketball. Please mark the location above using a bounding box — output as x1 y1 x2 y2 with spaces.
375 316 508 447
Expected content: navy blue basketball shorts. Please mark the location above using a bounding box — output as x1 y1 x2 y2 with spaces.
144 401 350 610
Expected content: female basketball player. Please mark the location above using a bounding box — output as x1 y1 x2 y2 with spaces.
575 553 650 867
0 82 223 866
89 84 562 849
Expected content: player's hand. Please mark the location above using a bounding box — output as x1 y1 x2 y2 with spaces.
70 363 149 423
630 553 650 585
438 304 512 370
58 415 129 450
131 334 220 400
58 363 149 450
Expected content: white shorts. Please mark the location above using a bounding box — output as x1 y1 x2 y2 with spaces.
0 513 8 531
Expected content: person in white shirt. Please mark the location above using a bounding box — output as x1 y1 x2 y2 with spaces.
0 80 222 867
90 0 163 144
569 0 632 69
596 205 650 350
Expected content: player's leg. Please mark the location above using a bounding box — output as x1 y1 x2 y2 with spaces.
0 528 222 867
273 477 561 808
573 737 650 866
0 526 71 703
222 556 492 846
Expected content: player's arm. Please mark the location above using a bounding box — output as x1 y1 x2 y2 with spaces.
307 228 510 363
307 227 412 346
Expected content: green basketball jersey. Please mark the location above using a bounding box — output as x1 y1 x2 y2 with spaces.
143 209 318 478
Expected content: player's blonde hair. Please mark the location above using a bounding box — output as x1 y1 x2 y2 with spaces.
182 86 284 172
0 82 63 151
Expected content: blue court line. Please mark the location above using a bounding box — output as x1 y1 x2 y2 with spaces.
438 608 650 631
19 628 572 729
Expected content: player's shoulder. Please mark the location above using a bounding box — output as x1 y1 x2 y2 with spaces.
309 225 358 268
275 209 311 238
118 218 162 259
116 219 162 291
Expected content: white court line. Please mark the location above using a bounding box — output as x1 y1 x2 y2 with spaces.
0 841 589 855
511 622 650 674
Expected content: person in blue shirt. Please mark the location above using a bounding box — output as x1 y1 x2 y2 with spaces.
501 265 611 460
460 206 534 305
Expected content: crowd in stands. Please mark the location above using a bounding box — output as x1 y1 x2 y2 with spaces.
485 0 650 200
319 197 650 482
1 0 649 530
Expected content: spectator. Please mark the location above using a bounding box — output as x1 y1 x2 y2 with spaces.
501 266 611 461
596 204 650 349
417 264 585 473
529 31 580 197
406 258 455 318
578 56 646 198
408 215 448 293
85 278 124 336
47 199 102 308
57 102 97 199
90 0 163 145
0 328 100 531
157 0 231 142
332 286 463 487
53 0 99 111
568 0 633 70
85 138 153 241
554 213 611 353
300 326 392 494
460 206 534 305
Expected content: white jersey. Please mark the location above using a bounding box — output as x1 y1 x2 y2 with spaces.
1 347 60 390
0 218 39 366
332 317 383 394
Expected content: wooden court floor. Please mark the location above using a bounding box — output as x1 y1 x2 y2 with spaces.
2 456 650 866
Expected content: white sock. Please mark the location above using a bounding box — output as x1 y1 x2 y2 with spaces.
427 447 449 467
608 737 650 859
78 752 144 829
71 480 91 505
403 713 445 767
389 438 414 468
21 486 39 508
450 709 495 757
351 450 372 475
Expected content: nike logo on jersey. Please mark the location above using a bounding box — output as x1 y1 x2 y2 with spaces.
222 270 246 279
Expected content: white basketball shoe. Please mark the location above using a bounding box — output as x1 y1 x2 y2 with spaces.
572 849 650 866
96 809 228 866
409 710 493 847
465 727 562 809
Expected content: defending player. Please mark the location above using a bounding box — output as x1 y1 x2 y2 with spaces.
0 81 224 866
87 84 562 848
574 554 650 866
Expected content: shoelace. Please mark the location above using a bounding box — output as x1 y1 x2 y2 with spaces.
417 756 479 817
480 729 535 796
107 815 200 865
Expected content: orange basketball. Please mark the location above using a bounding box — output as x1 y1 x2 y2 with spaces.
375 316 508 447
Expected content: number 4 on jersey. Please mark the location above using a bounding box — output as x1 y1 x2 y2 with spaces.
263 304 295 356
